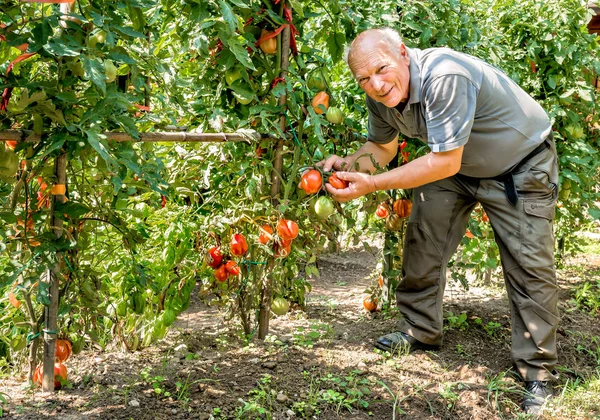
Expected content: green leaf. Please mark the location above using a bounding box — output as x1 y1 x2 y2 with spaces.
588 207 600 221
37 281 51 306
289 0 304 18
326 32 346 64
112 25 147 39
85 130 117 169
226 39 256 70
219 1 237 32
43 38 81 57
81 56 106 94
55 201 91 219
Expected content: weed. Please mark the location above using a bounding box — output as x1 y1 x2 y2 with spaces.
236 374 275 419
485 370 525 417
572 279 600 315
444 311 469 331
293 322 332 348
455 344 472 357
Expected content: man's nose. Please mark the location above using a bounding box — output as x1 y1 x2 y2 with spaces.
370 75 384 91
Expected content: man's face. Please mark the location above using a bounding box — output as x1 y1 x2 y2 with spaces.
349 39 411 108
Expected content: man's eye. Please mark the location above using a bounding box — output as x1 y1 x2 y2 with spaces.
359 78 368 85
378 65 387 72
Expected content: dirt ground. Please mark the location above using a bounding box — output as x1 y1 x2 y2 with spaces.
2 237 600 420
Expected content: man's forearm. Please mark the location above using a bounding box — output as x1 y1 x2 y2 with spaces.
346 140 397 173
371 149 462 191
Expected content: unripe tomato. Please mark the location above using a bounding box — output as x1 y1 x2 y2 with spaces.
259 29 277 54
225 67 243 86
104 60 117 83
326 106 344 124
225 260 241 276
259 225 273 245
314 196 334 220
300 169 322 195
375 203 389 218
328 172 348 189
214 264 229 282
55 339 72 362
34 363 68 389
385 213 403 231
271 297 290 315
277 219 299 241
307 70 327 91
363 297 378 312
206 246 223 268
311 91 329 115
88 30 107 49
230 233 249 256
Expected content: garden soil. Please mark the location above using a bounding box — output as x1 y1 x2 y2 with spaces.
2 237 600 419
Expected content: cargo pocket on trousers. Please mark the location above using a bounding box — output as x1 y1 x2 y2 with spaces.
520 198 555 268
516 300 559 353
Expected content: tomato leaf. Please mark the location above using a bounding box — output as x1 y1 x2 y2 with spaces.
44 38 81 57
85 129 118 169
219 1 237 32
81 56 106 94
225 38 256 70
326 31 346 63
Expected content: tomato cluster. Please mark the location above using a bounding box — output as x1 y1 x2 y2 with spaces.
208 234 248 282
375 198 413 231
32 338 72 389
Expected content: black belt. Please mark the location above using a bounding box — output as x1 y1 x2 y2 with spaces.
459 138 552 207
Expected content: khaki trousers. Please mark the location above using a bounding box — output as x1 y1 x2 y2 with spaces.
397 139 559 381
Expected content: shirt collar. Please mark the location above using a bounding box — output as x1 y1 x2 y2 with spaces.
405 47 422 109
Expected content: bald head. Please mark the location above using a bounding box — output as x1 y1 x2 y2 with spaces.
346 28 404 74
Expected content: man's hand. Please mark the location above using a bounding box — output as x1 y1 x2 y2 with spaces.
317 155 354 172
325 171 375 203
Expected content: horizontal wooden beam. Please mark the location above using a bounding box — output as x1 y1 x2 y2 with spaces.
0 130 279 143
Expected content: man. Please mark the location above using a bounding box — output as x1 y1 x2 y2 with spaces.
320 27 559 415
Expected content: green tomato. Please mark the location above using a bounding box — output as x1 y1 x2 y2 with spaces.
225 67 243 86
105 60 117 83
307 69 327 91
88 30 107 49
559 187 571 201
271 297 290 316
326 106 344 124
70 60 84 78
315 196 335 220
233 91 254 105
0 147 19 183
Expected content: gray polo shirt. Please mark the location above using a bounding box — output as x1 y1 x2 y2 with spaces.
367 47 552 178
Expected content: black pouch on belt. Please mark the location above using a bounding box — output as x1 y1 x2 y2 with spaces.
489 138 551 207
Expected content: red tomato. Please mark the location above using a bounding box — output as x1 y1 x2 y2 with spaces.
6 140 17 150
33 363 68 389
214 265 229 282
225 260 241 276
230 233 249 256
300 169 322 195
259 225 273 245
277 219 299 241
279 238 293 247
206 246 223 268
161 195 167 208
465 229 475 239
275 243 292 258
375 203 389 218
55 339 72 362
328 172 348 189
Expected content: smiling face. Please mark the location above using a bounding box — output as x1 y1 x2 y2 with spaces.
348 30 411 108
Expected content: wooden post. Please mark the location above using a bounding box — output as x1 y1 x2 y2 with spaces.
41 152 67 392
258 15 291 340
